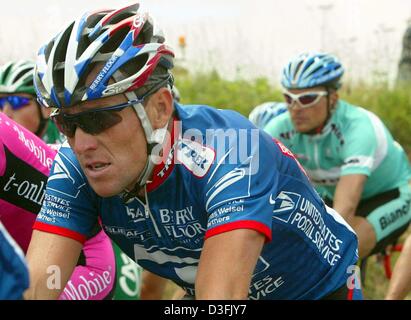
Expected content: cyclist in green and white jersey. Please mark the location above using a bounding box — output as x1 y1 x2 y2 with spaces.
264 52 411 259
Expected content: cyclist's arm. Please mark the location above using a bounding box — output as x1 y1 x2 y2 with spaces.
24 230 82 300
333 174 367 223
195 229 265 299
385 234 411 299
58 229 116 300
140 270 169 300
171 287 187 300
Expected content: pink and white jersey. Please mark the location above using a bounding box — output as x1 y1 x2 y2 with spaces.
0 113 56 253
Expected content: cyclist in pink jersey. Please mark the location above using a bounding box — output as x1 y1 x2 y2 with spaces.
0 112 116 300
0 60 144 300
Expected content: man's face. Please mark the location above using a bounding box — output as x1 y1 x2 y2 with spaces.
0 93 40 133
65 93 148 198
284 87 331 133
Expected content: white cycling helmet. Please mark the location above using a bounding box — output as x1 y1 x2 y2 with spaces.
249 102 288 129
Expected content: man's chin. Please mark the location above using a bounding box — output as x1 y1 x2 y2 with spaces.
295 126 310 133
89 181 121 198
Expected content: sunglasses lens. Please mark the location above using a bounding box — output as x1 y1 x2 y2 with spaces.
53 110 123 138
299 94 319 105
53 114 77 138
82 111 123 135
0 96 31 110
283 93 293 105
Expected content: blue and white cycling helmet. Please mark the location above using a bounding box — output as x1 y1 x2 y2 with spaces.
248 102 287 129
281 52 344 90
34 3 174 109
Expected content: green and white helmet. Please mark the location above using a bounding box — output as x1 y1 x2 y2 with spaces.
0 60 36 95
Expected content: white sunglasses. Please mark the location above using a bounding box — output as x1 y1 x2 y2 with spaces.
283 90 328 109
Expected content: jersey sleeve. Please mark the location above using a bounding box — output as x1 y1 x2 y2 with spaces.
340 116 378 177
202 130 279 242
0 139 5 176
33 144 99 244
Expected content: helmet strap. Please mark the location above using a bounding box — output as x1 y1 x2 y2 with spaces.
308 88 334 135
34 101 48 137
120 89 170 200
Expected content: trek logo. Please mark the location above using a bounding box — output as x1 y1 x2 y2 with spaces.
176 139 215 178
157 145 176 178
272 191 301 223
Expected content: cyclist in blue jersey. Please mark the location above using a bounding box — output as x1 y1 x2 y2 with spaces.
264 52 411 260
25 3 361 300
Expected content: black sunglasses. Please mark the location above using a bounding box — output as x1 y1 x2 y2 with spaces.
51 76 172 138
51 100 141 138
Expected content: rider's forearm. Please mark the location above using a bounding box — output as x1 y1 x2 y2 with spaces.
24 231 82 300
385 236 411 299
333 202 357 223
195 280 249 300
140 270 169 300
333 175 367 222
24 273 64 300
195 229 264 300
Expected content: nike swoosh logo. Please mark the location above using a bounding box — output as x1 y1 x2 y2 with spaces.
269 194 276 205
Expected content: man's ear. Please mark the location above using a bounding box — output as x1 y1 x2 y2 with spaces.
146 87 174 129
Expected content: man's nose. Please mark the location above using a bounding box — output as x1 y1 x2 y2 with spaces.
71 126 99 154
0 102 14 118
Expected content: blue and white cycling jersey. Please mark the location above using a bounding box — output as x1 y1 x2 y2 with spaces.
34 103 359 299
0 221 29 299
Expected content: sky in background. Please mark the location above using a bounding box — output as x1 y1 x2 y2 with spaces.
1 0 410 85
